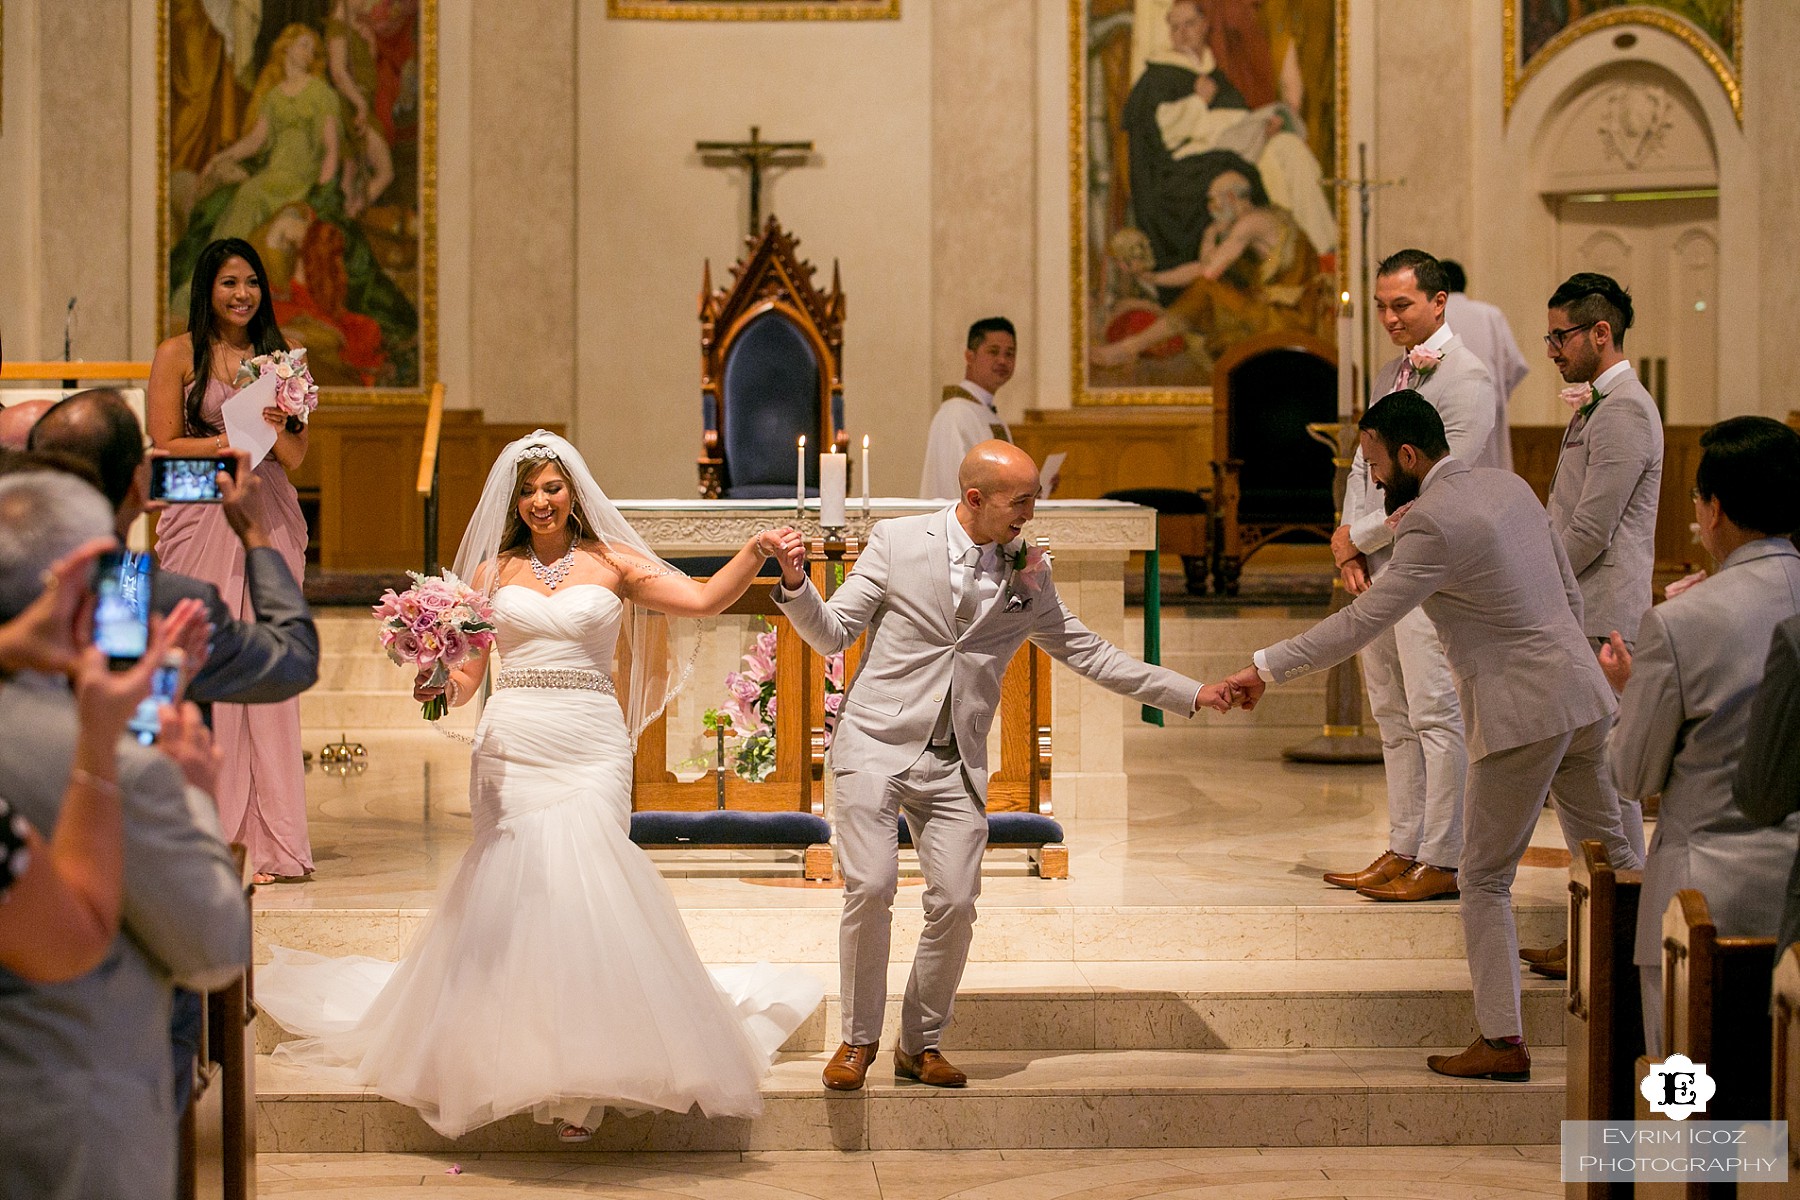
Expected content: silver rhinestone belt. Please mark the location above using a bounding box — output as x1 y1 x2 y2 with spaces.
495 667 616 695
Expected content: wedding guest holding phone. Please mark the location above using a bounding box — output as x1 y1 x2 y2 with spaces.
148 237 314 884
0 471 248 1200
0 536 206 982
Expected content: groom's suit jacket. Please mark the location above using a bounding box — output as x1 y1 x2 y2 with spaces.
1341 332 1497 572
775 507 1199 796
1263 459 1614 761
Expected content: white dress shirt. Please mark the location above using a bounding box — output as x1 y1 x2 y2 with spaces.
945 510 1006 625
1591 359 1632 397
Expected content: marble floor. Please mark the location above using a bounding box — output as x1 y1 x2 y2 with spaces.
255 1146 1562 1197
280 724 1574 914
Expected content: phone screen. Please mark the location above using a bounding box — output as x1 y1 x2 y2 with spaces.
92 550 152 666
128 659 183 745
149 457 232 504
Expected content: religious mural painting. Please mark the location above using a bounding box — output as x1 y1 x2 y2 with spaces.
607 0 898 20
1505 0 1742 122
159 0 436 400
1075 0 1344 405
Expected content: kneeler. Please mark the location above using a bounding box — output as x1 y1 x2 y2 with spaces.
627 574 832 879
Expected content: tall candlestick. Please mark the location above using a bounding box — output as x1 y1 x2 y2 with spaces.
1336 291 1354 424
860 434 871 519
796 434 806 517
820 449 847 529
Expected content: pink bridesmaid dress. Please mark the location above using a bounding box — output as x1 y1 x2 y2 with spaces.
155 377 312 877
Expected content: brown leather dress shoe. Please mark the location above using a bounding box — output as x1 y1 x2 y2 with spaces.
894 1047 967 1088
1519 939 1566 966
1357 862 1460 902
1426 1036 1531 1081
1322 850 1412 891
823 1042 878 1091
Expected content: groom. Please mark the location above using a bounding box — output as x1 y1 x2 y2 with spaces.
775 441 1228 1090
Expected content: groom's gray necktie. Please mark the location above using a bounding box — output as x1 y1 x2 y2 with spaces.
931 545 985 747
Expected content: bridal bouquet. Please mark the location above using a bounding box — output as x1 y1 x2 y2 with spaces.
373 571 498 721
234 347 320 425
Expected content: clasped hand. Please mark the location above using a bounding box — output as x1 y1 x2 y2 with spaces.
1193 666 1266 714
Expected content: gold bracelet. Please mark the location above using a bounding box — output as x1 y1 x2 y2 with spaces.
69 767 122 800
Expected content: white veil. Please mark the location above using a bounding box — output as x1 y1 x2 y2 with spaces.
451 429 693 747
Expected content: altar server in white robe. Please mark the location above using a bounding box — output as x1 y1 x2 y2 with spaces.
1442 260 1529 470
920 318 1016 500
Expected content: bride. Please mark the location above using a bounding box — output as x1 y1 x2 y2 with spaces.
258 431 823 1141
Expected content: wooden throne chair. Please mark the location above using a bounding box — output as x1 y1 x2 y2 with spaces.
1209 331 1338 594
697 217 849 499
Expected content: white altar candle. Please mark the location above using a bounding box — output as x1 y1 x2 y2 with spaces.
796 434 807 515
1336 291 1354 423
860 434 871 518
820 448 847 528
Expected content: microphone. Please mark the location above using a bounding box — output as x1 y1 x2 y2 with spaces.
63 297 77 362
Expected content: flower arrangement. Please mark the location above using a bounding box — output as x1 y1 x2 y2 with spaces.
702 621 843 781
373 571 498 720
1560 384 1602 419
234 347 320 425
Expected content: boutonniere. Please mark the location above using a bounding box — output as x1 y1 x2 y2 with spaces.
1003 544 1053 612
1560 384 1603 420
1406 346 1442 379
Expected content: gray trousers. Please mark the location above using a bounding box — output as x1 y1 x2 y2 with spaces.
1548 640 1647 864
833 744 989 1052
1460 717 1640 1038
1359 605 1469 869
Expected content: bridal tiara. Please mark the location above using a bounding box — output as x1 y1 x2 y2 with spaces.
519 443 560 461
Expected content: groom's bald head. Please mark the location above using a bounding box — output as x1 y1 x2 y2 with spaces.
956 441 1039 546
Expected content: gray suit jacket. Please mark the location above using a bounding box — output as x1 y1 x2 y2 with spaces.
1342 333 1499 570
775 508 1199 795
1546 366 1664 643
0 675 251 1200
1264 459 1614 761
1734 613 1800 961
1612 539 1800 966
152 547 319 706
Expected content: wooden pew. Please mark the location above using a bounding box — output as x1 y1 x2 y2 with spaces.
1633 891 1779 1200
178 848 256 1200
1566 840 1644 1200
1768 944 1800 1200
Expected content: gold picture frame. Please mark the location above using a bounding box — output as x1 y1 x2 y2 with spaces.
156 0 438 407
607 0 899 20
1503 0 1743 125
1071 0 1349 407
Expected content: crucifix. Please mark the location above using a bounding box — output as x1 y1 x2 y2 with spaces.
1325 141 1404 414
696 125 816 239
1284 141 1403 767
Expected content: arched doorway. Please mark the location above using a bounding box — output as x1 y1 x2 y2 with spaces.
1535 64 1719 423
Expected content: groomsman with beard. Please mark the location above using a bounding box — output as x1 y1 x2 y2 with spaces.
1519 272 1662 980
1323 250 1496 904
1222 393 1639 1081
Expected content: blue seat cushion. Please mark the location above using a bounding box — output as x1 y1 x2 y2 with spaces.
896 811 1065 846
1102 487 1209 516
631 810 830 847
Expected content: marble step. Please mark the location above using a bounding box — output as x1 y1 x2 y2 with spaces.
254 958 1564 1058
255 903 1565 967
254 1044 1563 1153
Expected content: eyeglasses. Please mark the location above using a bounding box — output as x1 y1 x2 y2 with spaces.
1543 322 1595 351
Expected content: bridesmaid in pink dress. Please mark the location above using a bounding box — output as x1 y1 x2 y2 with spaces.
148 237 313 884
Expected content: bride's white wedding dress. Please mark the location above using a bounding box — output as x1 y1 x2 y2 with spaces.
258 584 822 1138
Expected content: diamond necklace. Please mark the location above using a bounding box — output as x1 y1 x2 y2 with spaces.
528 539 577 590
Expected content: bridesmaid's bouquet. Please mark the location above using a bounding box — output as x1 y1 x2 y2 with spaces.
373 571 498 721
234 347 320 425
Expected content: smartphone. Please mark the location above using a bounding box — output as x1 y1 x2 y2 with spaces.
92 549 152 668
127 656 185 746
148 456 235 504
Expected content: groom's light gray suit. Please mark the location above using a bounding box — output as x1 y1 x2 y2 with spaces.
1261 459 1638 1038
776 507 1201 1052
1339 332 1495 869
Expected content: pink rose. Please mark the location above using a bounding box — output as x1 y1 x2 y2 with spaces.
395 594 424 625
825 652 845 689
1406 346 1442 373
391 629 422 663
1664 570 1707 599
438 627 470 666
1560 385 1593 411
415 585 455 613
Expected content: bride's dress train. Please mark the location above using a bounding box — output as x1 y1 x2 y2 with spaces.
258 585 822 1137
